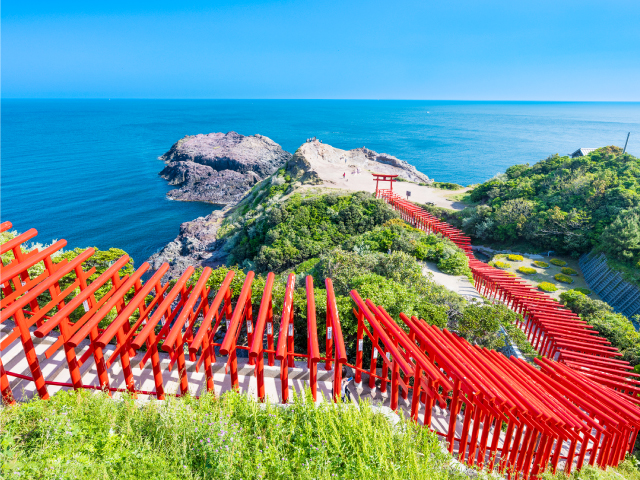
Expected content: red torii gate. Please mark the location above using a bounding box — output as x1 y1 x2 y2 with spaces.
373 173 398 195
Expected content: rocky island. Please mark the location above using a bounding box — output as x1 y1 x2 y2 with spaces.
159 131 292 204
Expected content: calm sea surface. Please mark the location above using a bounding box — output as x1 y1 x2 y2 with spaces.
2 100 639 266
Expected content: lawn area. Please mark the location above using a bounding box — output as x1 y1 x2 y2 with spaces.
0 390 459 480
488 253 597 301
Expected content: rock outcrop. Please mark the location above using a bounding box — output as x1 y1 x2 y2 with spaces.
287 140 431 185
159 132 291 204
147 210 227 279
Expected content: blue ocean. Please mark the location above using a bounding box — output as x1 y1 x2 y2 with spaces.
2 100 639 266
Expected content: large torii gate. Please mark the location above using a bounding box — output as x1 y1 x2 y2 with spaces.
373 173 398 195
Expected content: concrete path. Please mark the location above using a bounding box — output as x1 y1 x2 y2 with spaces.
422 261 483 301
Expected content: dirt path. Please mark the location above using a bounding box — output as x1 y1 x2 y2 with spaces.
320 174 471 210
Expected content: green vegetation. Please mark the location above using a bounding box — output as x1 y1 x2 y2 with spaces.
517 266 537 274
507 254 524 261
490 260 511 269
560 290 640 368
533 260 549 268
432 182 464 190
221 190 470 277
569 287 591 295
561 267 577 275
540 457 640 480
538 282 558 292
554 273 574 284
549 259 567 266
0 390 460 480
443 147 640 285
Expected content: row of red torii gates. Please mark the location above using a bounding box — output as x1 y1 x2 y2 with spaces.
1 177 639 478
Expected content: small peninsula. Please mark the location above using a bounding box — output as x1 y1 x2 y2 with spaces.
150 132 464 278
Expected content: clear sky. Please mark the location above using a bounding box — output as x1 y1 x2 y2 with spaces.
2 0 639 100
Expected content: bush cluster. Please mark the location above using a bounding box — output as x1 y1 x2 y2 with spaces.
491 260 511 269
517 266 537 274
507 254 524 261
550 259 567 266
538 282 558 292
432 181 463 190
533 260 550 268
560 290 640 368
554 273 574 284
570 287 591 295
458 148 640 268
561 267 578 275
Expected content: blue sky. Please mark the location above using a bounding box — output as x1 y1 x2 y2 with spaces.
2 0 639 100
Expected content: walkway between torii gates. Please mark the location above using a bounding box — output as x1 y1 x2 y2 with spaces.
1 217 639 479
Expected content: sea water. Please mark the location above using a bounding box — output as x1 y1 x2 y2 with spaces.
2 99 639 266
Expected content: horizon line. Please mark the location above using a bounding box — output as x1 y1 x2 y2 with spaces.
3 98 640 103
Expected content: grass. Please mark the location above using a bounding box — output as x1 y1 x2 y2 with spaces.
540 457 640 480
0 390 461 480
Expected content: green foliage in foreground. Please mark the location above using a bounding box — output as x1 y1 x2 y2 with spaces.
560 290 640 368
540 458 640 480
0 390 460 480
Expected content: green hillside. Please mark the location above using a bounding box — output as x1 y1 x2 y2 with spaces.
454 146 640 284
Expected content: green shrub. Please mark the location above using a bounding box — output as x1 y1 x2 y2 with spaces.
507 254 524 261
549 258 567 266
0 390 456 480
560 290 640 367
538 282 558 292
561 267 578 275
570 287 591 295
518 266 537 274
554 273 574 284
533 260 549 268
491 260 511 269
432 181 463 190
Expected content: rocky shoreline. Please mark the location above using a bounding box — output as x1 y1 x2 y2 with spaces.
148 132 434 279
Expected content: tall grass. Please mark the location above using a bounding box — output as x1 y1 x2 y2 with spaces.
0 390 460 480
